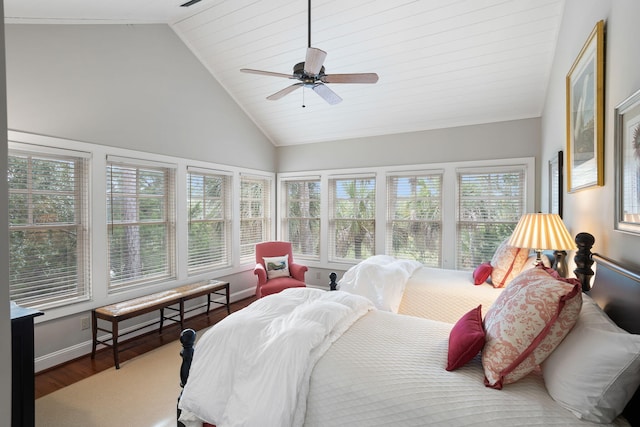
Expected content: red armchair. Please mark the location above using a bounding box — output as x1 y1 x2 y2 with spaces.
254 241 307 298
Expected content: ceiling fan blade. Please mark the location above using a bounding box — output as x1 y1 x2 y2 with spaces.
312 83 342 105
266 83 304 100
321 73 379 84
304 47 327 75
240 68 295 79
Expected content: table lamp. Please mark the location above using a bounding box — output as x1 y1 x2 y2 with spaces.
507 213 575 276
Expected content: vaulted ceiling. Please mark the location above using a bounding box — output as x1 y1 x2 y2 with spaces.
4 0 565 146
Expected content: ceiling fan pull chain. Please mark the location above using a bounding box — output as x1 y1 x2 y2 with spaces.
302 87 306 108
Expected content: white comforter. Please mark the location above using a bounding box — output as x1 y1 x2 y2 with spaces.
338 255 423 312
305 310 628 427
178 288 373 427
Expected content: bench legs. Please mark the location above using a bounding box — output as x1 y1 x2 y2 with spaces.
112 320 120 369
91 282 230 369
91 310 97 359
91 310 121 369
207 283 230 315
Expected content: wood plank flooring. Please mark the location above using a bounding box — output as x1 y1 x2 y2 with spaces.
35 296 256 399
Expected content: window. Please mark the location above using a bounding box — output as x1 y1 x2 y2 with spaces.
8 146 90 309
387 172 442 266
456 167 526 270
106 156 176 292
329 175 376 262
187 167 232 273
281 177 321 260
240 174 272 263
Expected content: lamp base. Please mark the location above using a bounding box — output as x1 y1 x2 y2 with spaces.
553 250 568 277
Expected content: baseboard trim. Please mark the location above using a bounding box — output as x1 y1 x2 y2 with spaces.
35 287 256 373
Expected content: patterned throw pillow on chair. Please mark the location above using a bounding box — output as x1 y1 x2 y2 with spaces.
263 255 291 279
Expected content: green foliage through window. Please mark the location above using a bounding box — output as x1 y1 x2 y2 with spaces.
8 148 90 308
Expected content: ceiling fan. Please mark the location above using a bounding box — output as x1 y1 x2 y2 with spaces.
240 0 378 105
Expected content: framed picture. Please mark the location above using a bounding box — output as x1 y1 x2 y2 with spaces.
549 150 563 218
614 88 640 235
566 20 605 192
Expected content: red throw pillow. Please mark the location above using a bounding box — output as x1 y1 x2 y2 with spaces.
473 262 493 285
446 305 485 371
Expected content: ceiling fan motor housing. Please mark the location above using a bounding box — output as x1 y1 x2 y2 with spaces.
294 62 325 79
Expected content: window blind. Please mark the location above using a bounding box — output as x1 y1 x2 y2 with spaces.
456 167 526 270
386 172 442 266
8 148 91 309
106 157 176 291
187 168 232 273
240 174 272 263
282 178 321 260
328 176 376 262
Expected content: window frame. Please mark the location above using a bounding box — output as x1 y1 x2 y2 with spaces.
239 173 273 264
279 176 321 261
106 155 177 293
278 157 534 270
8 142 92 309
455 165 529 270
186 166 233 275
328 174 377 264
386 170 444 267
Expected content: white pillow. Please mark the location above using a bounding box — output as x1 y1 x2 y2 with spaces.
263 255 290 279
542 293 640 423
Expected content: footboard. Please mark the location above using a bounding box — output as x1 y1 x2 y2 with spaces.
177 328 196 427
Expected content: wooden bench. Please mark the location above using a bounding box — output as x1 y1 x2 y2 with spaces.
91 280 229 369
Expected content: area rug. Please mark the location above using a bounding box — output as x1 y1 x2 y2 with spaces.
36 339 185 427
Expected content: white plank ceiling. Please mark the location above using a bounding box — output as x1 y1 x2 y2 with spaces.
5 0 565 146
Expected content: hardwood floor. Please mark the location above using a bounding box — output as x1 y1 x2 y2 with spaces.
35 296 257 399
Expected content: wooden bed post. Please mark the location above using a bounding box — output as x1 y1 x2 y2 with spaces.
329 272 338 291
574 232 595 292
178 328 196 427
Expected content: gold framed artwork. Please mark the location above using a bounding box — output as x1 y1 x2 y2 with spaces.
614 88 640 235
566 20 605 192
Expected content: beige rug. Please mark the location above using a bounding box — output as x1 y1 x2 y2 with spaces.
36 339 185 427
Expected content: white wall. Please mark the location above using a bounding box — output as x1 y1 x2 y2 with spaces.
0 2 12 421
541 0 640 269
4 23 278 371
278 117 544 210
5 24 275 170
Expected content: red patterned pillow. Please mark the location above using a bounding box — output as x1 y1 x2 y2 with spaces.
489 239 528 288
473 262 493 285
482 268 582 389
446 305 485 371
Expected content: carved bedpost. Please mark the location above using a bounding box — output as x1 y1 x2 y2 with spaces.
329 272 338 291
180 329 196 387
574 232 595 292
178 328 196 427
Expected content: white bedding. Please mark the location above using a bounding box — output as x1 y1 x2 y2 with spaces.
398 266 504 323
178 288 629 427
305 310 629 427
337 255 423 312
178 288 373 427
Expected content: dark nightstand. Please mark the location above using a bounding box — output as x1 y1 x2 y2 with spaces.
11 304 43 427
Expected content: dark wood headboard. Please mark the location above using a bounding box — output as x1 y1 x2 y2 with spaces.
583 247 640 426
588 253 640 335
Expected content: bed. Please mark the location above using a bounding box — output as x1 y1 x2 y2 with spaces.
176 232 640 427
